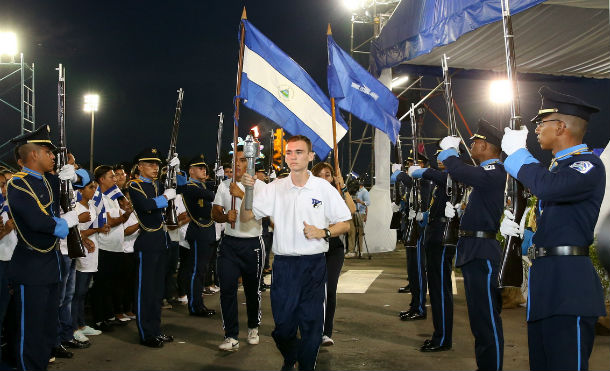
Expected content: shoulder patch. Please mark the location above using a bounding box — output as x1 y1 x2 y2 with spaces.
129 179 143 185
483 165 496 171
569 161 594 174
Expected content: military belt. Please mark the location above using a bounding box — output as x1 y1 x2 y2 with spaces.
429 216 448 223
528 245 589 260
458 230 497 239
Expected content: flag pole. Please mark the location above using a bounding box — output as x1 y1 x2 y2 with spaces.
327 24 341 192
230 7 247 228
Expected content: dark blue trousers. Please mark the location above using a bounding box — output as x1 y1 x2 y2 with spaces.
323 238 344 338
135 249 167 341
426 240 454 347
13 283 59 371
271 253 326 371
217 235 264 339
462 258 504 371
0 261 11 361
57 255 75 345
72 271 93 329
528 315 597 371
186 226 215 314
407 230 427 314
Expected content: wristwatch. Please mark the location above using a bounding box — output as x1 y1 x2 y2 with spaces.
323 228 331 241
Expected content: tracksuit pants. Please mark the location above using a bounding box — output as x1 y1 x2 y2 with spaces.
407 230 427 315
324 238 344 338
461 258 504 371
528 315 597 371
217 235 264 339
186 226 215 314
135 247 168 342
271 253 327 371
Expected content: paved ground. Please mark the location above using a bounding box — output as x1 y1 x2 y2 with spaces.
52 247 609 370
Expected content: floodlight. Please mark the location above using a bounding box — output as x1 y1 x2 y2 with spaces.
343 0 362 11
0 32 17 56
251 125 260 138
391 75 409 89
489 80 512 103
83 94 99 112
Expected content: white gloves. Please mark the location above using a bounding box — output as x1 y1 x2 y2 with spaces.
408 209 416 220
500 210 522 238
501 127 528 155
168 154 180 170
391 203 400 213
455 203 464 218
163 188 176 201
58 164 77 182
439 136 461 151
62 210 79 228
444 202 456 218
416 212 423 222
407 165 422 177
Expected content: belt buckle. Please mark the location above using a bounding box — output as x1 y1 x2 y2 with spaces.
527 245 536 261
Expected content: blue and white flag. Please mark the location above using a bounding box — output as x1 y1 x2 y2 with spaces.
239 20 347 159
104 185 124 201
327 35 401 144
91 186 106 228
0 194 7 215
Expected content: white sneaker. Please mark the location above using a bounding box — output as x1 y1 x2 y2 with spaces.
218 337 239 351
176 295 188 305
247 328 259 345
321 335 334 346
345 252 356 258
73 330 90 343
80 325 102 336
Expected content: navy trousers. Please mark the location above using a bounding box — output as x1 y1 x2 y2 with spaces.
461 258 504 371
271 253 327 371
528 315 597 371
0 261 10 361
13 283 59 371
217 235 264 339
407 230 427 315
186 226 215 314
426 241 455 347
135 249 167 341
57 255 75 345
72 271 93 329
323 238 344 338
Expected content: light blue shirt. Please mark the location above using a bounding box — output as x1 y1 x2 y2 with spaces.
355 187 370 214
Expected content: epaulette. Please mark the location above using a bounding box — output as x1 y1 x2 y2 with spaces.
187 181 200 186
129 179 143 185
12 172 27 179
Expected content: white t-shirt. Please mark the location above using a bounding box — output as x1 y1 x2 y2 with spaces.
75 201 99 273
97 194 125 252
252 171 352 256
213 179 264 238
123 212 139 253
169 194 190 248
0 211 17 261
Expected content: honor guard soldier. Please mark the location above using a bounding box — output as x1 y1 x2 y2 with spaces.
177 154 216 317
435 120 506 370
212 146 266 351
501 86 605 371
407 150 455 352
6 126 81 370
128 147 179 348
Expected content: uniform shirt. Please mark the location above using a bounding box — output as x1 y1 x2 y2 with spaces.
122 212 139 253
355 187 370 214
96 193 125 252
0 210 17 261
421 169 449 226
505 144 606 320
128 176 166 232
252 172 352 256
75 201 99 273
179 178 215 232
213 179 265 238
440 152 506 267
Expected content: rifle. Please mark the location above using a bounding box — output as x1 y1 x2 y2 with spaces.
499 0 525 288
56 64 86 258
163 88 184 228
404 103 420 248
214 112 224 186
390 137 404 230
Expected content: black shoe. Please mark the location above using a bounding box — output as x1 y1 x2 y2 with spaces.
93 320 114 332
62 339 91 349
420 342 452 352
398 285 411 293
190 306 216 317
107 317 128 327
140 337 164 348
52 345 73 358
421 339 433 347
400 311 427 321
157 334 174 343
399 309 414 318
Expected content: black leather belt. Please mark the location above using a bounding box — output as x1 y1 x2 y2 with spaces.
429 216 448 223
458 230 497 239
528 245 589 260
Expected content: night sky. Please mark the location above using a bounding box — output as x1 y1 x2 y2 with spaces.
0 1 608 173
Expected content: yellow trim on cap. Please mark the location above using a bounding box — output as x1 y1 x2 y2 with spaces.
189 162 206 167
27 140 52 144
138 157 162 162
538 108 558 115
472 134 487 140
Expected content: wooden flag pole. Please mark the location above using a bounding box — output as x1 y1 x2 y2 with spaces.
327 24 341 192
230 7 247 228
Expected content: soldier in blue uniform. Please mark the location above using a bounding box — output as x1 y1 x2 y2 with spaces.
128 148 179 348
437 120 506 370
6 126 82 370
407 150 455 352
501 86 605 371
178 154 216 317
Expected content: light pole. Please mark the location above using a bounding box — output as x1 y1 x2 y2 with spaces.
83 94 99 173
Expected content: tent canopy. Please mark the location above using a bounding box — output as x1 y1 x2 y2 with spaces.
371 0 610 79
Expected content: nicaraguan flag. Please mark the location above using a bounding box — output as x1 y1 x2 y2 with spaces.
91 186 106 228
104 185 124 201
327 35 401 144
239 20 347 159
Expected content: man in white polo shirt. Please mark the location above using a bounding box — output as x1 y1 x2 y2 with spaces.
241 135 351 371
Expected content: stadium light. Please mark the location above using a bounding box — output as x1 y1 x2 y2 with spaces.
391 75 409 89
489 80 512 104
251 125 260 138
0 32 17 56
83 94 99 112
343 0 363 11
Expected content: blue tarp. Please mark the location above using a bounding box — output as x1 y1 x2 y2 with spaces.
370 0 546 76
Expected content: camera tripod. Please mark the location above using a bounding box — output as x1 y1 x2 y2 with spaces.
352 212 371 260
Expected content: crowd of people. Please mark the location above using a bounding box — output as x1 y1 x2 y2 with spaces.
0 85 607 371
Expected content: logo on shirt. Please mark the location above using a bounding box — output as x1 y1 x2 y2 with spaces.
483 165 496 171
312 198 322 208
570 161 594 174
